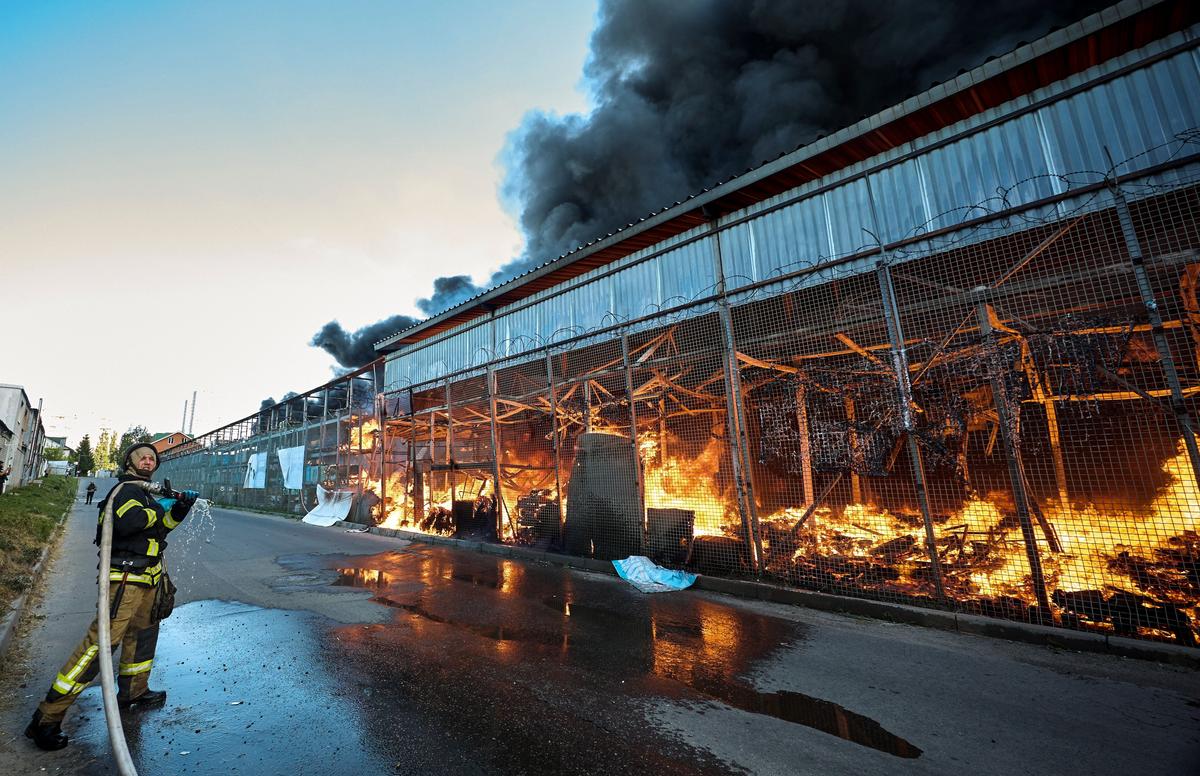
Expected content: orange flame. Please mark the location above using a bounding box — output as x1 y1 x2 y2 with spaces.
639 435 736 536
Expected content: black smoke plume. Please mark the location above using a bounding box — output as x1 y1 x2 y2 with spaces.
416 275 479 317
410 0 1107 318
310 314 419 369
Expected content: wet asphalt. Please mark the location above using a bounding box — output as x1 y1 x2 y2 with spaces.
0 479 1198 775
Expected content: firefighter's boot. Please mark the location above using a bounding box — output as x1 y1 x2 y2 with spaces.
24 709 69 751
118 688 166 710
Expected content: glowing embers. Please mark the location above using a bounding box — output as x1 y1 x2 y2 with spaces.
762 503 943 598
761 443 1200 645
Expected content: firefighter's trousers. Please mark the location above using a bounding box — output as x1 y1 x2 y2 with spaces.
37 579 161 723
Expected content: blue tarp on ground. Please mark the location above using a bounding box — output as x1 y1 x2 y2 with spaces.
612 556 697 593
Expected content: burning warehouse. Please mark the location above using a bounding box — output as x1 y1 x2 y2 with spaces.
162 0 1200 647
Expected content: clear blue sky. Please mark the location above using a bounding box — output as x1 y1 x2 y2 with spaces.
0 0 597 443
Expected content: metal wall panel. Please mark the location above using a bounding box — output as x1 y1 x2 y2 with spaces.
1039 51 1200 181
871 157 931 244
720 194 831 289
395 322 492 386
822 177 876 258
654 237 719 303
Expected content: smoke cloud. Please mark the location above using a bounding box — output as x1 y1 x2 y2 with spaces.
317 0 1107 360
310 314 419 369
416 275 480 317
499 0 1107 272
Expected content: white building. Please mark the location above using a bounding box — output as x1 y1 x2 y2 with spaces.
0 384 46 490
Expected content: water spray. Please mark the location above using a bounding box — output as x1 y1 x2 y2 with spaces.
96 478 206 776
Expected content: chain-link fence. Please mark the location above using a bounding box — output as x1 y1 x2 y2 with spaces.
159 363 384 521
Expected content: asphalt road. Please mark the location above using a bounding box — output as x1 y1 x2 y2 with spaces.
0 478 1198 775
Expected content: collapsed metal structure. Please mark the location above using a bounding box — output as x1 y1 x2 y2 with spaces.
162 1 1200 646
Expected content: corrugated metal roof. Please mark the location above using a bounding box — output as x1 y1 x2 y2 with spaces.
376 0 1197 354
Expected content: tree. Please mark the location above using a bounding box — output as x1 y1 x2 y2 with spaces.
95 428 117 472
116 425 154 467
76 434 95 475
43 446 69 462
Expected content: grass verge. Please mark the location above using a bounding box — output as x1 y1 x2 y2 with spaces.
0 476 77 613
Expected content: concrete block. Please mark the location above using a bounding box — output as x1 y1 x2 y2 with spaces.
582 557 614 574
954 613 1107 654
1106 635 1200 669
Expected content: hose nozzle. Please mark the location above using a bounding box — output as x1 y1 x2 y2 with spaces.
141 479 197 500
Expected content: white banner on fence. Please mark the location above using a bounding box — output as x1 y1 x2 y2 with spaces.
243 451 267 489
302 485 354 526
277 446 305 490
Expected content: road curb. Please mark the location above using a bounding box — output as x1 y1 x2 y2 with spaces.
347 523 1200 669
0 499 74 660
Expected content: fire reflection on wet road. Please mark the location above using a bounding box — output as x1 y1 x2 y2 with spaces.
328 545 920 761
66 544 917 775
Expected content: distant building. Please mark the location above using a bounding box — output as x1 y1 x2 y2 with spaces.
0 384 45 488
151 431 194 455
0 420 13 480
43 437 74 477
44 436 70 451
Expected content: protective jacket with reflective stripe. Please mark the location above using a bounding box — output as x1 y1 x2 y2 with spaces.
95 475 191 584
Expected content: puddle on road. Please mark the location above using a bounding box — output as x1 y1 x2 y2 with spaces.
702 686 920 758
333 552 922 759
542 593 920 757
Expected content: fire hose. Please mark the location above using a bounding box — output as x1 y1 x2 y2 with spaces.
96 478 195 776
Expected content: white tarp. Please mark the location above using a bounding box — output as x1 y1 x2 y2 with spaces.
277 445 305 490
243 452 267 489
302 485 354 526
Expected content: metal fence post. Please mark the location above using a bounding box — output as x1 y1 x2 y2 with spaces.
719 306 765 574
877 260 947 603
378 393 387 526
545 351 566 529
487 364 505 540
708 218 764 573
975 292 1052 619
620 332 647 544
410 402 420 524
445 382 454 503
582 380 592 433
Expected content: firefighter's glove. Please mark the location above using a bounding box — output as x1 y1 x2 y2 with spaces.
156 497 177 513
180 490 199 505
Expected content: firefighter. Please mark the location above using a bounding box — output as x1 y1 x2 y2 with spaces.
24 443 197 751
